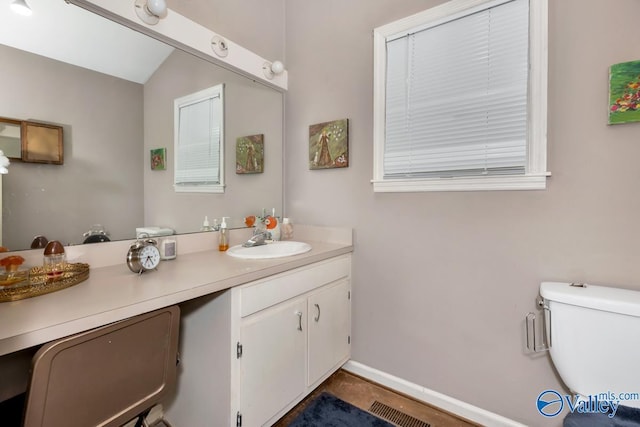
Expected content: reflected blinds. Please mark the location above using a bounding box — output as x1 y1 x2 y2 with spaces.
175 95 221 185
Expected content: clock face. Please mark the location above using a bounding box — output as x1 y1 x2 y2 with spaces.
139 245 161 270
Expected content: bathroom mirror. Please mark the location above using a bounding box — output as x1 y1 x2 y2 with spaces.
0 0 284 251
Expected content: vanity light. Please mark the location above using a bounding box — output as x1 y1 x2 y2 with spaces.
211 35 229 58
10 0 32 16
134 0 167 25
263 60 285 80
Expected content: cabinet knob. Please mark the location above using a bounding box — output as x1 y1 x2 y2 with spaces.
314 303 320 322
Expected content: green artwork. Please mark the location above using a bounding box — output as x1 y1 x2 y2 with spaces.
150 147 166 170
309 119 349 170
609 60 640 124
236 134 264 174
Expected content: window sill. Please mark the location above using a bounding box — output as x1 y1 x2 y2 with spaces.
174 184 225 194
371 173 550 192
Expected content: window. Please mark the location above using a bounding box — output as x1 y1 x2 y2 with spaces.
372 0 548 192
174 84 224 193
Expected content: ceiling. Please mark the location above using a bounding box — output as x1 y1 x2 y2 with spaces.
1 0 174 83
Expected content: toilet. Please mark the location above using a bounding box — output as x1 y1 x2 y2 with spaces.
540 282 640 425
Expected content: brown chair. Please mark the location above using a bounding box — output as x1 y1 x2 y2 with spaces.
23 306 180 427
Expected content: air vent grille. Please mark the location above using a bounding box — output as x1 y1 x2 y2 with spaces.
369 401 431 427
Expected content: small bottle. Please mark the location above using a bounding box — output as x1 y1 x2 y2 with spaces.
271 218 281 241
269 208 281 241
201 216 213 232
219 217 229 251
281 218 293 240
43 240 66 278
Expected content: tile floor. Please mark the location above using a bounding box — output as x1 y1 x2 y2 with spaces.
273 369 480 427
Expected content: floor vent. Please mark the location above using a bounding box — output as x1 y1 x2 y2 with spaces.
369 401 431 427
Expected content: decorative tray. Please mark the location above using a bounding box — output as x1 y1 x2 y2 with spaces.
0 263 90 302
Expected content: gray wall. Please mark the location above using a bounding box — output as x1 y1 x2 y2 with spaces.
167 0 285 62
0 44 144 250
283 0 640 425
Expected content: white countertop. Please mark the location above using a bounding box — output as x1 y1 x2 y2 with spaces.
0 226 352 356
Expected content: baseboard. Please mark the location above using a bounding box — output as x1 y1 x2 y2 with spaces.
342 360 526 427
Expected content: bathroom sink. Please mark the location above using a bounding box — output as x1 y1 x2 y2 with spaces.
226 241 312 259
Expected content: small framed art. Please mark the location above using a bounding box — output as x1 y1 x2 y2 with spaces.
236 134 264 174
150 148 166 170
309 119 348 170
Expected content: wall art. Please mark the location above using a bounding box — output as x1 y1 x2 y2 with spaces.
22 121 64 165
236 134 264 174
609 60 640 124
309 118 349 170
150 147 166 170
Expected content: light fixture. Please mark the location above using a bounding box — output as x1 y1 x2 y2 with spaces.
134 0 167 25
10 0 32 16
263 60 285 80
211 35 229 58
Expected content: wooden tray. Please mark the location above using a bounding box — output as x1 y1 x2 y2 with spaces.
0 263 90 302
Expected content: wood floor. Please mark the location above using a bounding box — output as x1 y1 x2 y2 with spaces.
273 369 479 427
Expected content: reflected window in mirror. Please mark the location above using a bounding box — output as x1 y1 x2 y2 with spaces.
0 118 22 159
174 84 225 193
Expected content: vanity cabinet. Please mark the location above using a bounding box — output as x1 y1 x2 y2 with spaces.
307 279 350 387
238 297 307 426
236 256 351 426
167 254 351 427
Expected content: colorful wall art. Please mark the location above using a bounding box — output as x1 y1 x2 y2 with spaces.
236 134 264 174
609 60 640 124
150 147 166 170
309 119 349 170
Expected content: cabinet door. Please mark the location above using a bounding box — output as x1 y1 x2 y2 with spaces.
308 280 351 386
239 297 306 426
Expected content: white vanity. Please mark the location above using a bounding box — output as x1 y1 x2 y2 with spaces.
0 225 352 427
172 253 351 426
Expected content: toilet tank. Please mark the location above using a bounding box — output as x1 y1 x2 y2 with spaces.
540 281 640 408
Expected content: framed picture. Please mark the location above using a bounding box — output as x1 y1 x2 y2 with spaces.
236 134 264 174
21 121 63 164
309 119 349 170
150 147 166 170
609 60 640 124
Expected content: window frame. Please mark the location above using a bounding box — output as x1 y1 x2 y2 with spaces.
173 84 225 194
372 0 549 192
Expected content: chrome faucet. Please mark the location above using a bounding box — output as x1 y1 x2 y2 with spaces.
243 231 270 247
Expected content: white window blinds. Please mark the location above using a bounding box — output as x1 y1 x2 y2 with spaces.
173 84 224 193
384 0 529 179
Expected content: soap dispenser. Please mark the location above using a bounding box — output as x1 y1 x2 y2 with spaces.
201 216 213 232
219 217 230 251
269 208 281 241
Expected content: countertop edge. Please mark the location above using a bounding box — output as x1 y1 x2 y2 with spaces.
0 240 352 356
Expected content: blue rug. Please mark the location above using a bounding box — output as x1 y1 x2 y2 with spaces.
288 392 394 427
564 404 640 426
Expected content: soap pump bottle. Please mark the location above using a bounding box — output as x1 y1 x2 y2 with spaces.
219 217 230 251
201 216 213 232
270 208 281 241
